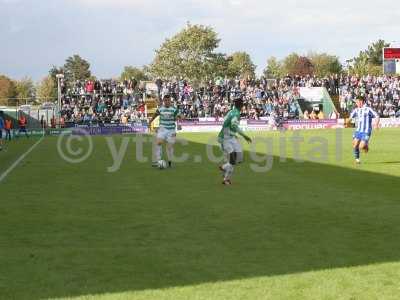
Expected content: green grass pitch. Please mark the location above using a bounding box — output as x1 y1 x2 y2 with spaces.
0 128 399 300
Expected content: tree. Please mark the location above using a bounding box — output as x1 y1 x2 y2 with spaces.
308 52 342 77
292 56 314 76
150 23 220 84
227 51 256 78
349 40 390 75
120 66 149 82
15 77 35 101
36 76 56 103
282 53 300 75
47 66 63 99
263 57 284 78
350 52 382 76
142 65 152 79
282 53 314 76
0 75 16 106
63 54 91 83
351 53 369 75
49 65 64 89
205 53 229 80
364 39 390 65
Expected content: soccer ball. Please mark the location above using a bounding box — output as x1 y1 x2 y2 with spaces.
158 160 168 169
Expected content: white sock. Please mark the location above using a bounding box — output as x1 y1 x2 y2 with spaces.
224 163 234 181
166 145 174 162
222 162 230 170
155 144 162 161
151 140 157 162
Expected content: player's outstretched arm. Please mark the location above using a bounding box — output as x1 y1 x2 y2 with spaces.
349 109 357 120
242 134 252 143
176 111 183 130
374 117 380 130
370 108 380 130
231 117 252 143
235 126 252 143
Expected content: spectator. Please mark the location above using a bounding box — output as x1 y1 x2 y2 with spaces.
5 118 12 141
0 112 4 150
330 111 338 119
17 114 29 138
310 110 317 120
40 115 46 128
59 74 400 125
51 116 56 128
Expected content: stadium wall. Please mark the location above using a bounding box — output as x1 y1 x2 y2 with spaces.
179 119 346 133
8 118 399 136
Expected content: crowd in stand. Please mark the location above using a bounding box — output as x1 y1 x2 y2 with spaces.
60 79 147 126
156 76 303 120
339 75 400 117
59 74 400 125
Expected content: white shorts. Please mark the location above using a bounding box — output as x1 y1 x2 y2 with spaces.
157 127 176 144
220 137 242 155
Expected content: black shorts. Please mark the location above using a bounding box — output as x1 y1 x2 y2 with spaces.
0 129 3 139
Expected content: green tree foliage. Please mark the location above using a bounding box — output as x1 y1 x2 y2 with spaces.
63 55 91 83
0 75 17 106
350 53 369 75
204 53 229 80
49 66 64 90
36 76 56 103
120 66 149 82
349 52 383 76
227 51 256 78
142 65 153 79
350 40 390 75
308 52 342 77
15 77 35 101
150 24 220 84
364 39 390 65
263 57 284 78
282 53 300 75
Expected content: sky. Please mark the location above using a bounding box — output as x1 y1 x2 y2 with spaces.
1 0 399 81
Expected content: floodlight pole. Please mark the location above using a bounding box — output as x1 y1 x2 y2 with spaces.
56 74 64 126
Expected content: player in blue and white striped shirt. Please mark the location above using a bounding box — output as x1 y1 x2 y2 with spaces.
349 96 380 164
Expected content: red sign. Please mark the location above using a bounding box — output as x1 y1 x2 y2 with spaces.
384 48 400 59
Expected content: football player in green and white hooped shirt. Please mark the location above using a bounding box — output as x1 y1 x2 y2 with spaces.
218 98 252 185
149 94 181 168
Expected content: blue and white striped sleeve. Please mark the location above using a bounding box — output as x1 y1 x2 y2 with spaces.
349 109 357 119
368 108 379 118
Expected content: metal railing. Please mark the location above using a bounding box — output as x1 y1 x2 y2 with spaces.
0 98 57 129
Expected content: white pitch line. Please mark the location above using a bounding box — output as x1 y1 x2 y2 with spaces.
0 136 44 183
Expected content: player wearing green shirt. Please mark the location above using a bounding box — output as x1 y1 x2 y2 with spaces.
149 94 181 168
218 98 252 185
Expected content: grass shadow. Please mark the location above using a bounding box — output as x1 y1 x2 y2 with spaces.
0 135 399 299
